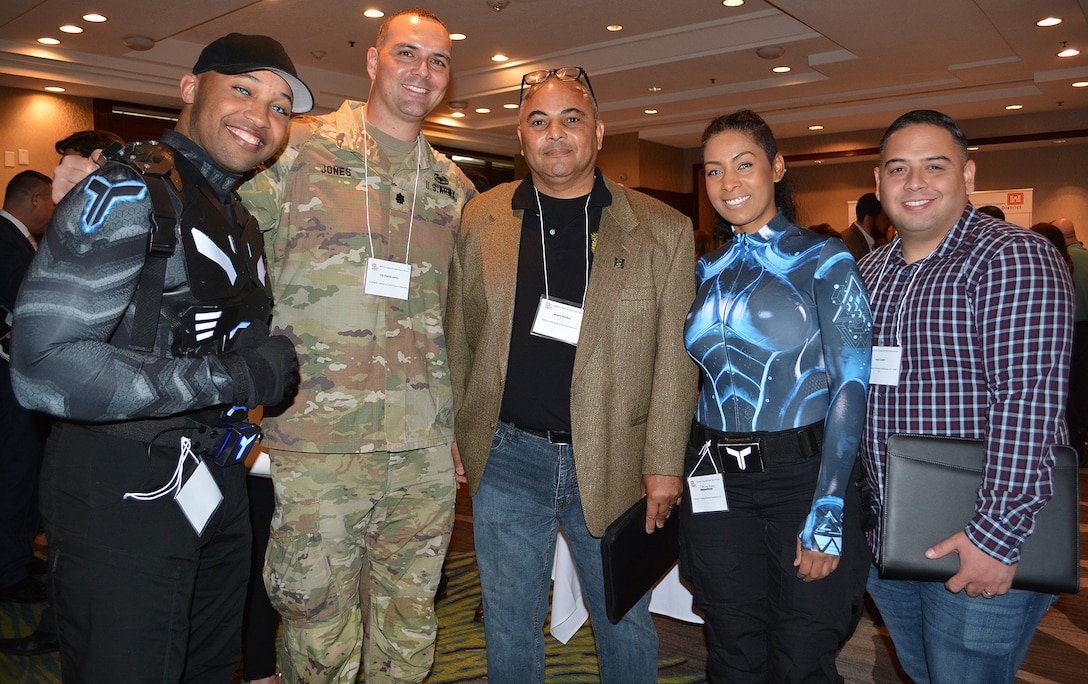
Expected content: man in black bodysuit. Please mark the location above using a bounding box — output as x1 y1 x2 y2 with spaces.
10 34 309 683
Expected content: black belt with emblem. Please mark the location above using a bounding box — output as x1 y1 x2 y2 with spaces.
689 420 823 473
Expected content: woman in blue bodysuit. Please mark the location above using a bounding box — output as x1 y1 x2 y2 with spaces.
680 110 873 683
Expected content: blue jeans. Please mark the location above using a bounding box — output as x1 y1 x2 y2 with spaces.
472 422 659 684
866 565 1056 684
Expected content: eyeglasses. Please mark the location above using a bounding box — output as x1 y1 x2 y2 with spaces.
519 66 597 106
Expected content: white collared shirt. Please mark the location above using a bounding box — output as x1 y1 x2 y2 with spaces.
0 209 34 247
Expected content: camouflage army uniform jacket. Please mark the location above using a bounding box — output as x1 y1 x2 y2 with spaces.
239 100 476 454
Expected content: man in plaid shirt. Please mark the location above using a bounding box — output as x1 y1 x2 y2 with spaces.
857 109 1074 684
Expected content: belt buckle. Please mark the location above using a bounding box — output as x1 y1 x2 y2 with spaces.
547 430 572 445
715 438 765 473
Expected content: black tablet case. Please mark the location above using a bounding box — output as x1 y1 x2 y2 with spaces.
880 434 1080 594
601 496 681 623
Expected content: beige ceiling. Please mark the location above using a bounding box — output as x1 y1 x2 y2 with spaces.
1 0 1086 158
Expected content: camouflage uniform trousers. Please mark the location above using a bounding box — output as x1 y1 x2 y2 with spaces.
264 444 455 683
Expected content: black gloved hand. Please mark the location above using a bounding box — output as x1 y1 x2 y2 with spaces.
218 322 300 408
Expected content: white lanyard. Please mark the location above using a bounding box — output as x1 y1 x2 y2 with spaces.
868 239 931 386
533 187 591 308
361 106 422 265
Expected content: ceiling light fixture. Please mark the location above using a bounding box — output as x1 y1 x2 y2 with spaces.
607 25 622 32
1036 17 1062 28
772 66 791 73
450 33 466 41
122 35 156 51
59 25 83 34
756 45 785 60
363 9 384 18
644 109 658 115
491 54 509 62
648 86 662 93
1073 81 1088 88
37 37 61 45
503 103 519 109
1005 104 1023 110
723 0 745 6
808 125 823 131
1057 42 1080 57
83 13 107 23
475 107 491 114
45 86 65 93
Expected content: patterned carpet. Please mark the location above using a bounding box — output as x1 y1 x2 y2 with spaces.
0 551 701 683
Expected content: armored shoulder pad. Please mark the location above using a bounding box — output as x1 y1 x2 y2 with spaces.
103 140 183 195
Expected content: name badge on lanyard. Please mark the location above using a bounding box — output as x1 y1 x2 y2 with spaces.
531 296 583 346
364 257 412 300
869 345 902 386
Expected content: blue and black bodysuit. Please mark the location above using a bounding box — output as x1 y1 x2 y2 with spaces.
684 211 872 553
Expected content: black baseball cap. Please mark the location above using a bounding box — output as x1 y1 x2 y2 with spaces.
193 33 314 113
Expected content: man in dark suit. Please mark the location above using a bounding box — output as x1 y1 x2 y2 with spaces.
447 67 697 683
840 191 890 260
0 170 53 606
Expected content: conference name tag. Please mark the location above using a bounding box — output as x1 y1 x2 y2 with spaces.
175 460 223 536
869 345 902 386
688 473 729 513
364 257 412 300
531 296 583 346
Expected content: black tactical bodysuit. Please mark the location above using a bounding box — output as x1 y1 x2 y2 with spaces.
10 129 275 682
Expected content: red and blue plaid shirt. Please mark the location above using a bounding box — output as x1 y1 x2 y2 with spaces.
858 205 1074 565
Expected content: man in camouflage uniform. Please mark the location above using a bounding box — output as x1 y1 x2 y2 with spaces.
238 8 476 683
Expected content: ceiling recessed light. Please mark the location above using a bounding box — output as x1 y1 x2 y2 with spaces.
644 109 658 115
813 159 823 165
1036 17 1062 28
606 25 622 32
772 66 791 73
648 86 662 93
37 37 60 45
1073 81 1088 88
967 146 979 151
1057 46 1080 58
1005 104 1023 110
363 9 384 18
451 111 465 118
1053 139 1067 144
808 125 823 131
59 25 83 34
83 13 107 23
450 33 466 41
475 107 491 114
44 86 65 93
723 0 745 6
491 54 508 62
503 103 519 109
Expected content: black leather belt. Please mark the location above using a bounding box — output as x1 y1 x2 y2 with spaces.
690 420 822 473
507 422 573 445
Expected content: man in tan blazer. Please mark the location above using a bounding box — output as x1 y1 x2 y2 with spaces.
446 67 697 683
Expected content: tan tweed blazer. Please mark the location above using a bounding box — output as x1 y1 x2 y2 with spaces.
447 176 698 537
